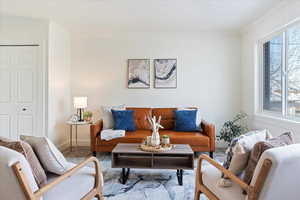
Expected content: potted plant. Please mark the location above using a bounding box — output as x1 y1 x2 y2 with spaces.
219 112 248 146
161 135 170 145
83 111 93 122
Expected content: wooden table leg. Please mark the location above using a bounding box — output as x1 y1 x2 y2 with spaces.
177 169 183 185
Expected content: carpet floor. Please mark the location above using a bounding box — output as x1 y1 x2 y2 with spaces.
64 147 225 200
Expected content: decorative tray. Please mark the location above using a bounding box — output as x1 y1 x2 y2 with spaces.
139 144 173 152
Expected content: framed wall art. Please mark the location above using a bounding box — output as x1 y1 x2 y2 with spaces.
154 59 177 88
127 59 150 88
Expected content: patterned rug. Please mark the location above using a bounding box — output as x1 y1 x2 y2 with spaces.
64 147 225 200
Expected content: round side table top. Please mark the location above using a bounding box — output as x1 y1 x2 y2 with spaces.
66 121 93 125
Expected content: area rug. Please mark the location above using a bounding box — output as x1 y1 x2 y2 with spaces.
64 148 225 200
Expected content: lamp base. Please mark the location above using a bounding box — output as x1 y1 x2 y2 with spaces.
77 108 84 121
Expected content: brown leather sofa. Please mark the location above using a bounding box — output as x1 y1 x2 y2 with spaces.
90 107 215 157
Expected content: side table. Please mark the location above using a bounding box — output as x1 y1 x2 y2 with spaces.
66 121 92 151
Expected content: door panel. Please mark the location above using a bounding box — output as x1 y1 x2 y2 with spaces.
17 70 34 102
0 115 11 138
18 115 33 136
0 70 10 102
0 45 42 140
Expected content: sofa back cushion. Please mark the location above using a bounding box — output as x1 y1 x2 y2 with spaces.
152 108 176 130
127 107 152 130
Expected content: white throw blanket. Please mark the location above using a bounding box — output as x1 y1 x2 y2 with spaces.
101 129 125 141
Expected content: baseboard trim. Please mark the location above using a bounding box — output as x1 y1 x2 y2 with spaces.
58 139 90 151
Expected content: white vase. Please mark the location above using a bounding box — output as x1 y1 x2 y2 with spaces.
151 130 160 146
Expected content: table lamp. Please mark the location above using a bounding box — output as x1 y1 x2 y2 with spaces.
73 96 87 121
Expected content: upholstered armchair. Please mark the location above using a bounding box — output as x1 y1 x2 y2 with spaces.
195 144 300 200
0 146 104 200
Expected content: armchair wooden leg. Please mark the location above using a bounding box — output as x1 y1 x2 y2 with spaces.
194 189 201 200
209 152 214 158
95 193 104 200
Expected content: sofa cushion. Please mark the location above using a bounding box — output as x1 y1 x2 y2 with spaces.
159 130 209 146
44 163 102 200
202 163 245 200
174 110 198 132
152 108 176 130
127 107 152 130
101 105 125 129
111 110 136 131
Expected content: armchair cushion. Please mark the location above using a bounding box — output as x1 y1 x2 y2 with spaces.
44 163 101 200
0 140 47 187
202 163 245 200
0 146 40 200
250 144 300 200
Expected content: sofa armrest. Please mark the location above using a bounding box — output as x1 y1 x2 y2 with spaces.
201 120 215 152
90 120 103 152
12 156 104 200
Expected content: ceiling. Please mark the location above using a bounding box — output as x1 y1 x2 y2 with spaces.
0 0 282 33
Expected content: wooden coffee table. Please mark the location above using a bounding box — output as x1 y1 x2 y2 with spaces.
112 143 194 185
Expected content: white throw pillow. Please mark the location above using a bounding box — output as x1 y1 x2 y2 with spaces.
20 135 69 175
177 107 202 129
101 105 125 129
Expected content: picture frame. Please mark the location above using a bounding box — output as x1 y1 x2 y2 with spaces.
154 59 177 88
127 59 150 89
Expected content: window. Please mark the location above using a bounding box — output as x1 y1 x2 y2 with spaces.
261 23 300 119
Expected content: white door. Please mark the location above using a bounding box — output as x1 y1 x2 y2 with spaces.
0 45 44 140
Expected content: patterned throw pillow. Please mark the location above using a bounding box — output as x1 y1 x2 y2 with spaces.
218 129 272 188
243 132 294 185
0 140 47 187
223 129 272 173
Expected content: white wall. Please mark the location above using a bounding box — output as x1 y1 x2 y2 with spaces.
241 0 300 141
71 31 241 145
48 22 71 146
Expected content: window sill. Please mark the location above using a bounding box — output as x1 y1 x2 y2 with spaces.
254 112 300 125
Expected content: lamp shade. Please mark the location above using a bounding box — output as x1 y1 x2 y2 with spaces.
73 97 87 108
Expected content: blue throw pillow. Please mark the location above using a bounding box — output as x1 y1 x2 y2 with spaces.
174 110 198 132
111 110 136 131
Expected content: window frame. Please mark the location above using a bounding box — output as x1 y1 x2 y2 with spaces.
257 20 300 122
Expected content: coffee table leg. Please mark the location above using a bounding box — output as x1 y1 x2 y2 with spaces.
177 169 183 185
121 168 130 184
